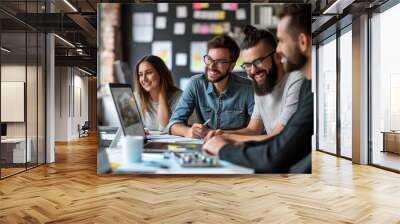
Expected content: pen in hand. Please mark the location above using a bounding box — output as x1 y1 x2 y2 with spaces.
202 119 211 127
200 119 211 139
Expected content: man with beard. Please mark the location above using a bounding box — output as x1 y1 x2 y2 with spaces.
168 34 254 139
202 4 313 173
205 25 303 143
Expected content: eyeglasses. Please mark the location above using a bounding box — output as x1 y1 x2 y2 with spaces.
203 55 234 66
240 50 275 71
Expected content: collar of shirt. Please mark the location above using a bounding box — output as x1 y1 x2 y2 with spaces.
205 73 235 97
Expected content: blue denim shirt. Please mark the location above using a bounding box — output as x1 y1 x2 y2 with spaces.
168 73 254 131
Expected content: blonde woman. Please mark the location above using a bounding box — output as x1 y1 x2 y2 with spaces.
134 55 182 133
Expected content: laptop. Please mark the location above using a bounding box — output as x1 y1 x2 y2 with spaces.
108 83 201 153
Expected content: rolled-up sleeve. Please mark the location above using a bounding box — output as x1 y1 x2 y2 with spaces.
167 78 197 133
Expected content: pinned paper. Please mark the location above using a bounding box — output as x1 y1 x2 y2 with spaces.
155 16 167 29
152 41 172 69
133 13 153 25
192 22 230 35
190 42 207 73
174 22 186 35
133 12 153 42
176 6 187 18
133 26 153 43
198 24 209 34
192 3 209 10
193 10 225 20
236 9 246 20
158 3 168 13
176 53 187 66
222 3 238 11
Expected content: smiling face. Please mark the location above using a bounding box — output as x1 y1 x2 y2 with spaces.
204 48 234 83
241 41 278 95
276 16 307 73
137 61 161 93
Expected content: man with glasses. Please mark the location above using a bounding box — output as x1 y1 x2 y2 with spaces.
168 34 254 139
205 25 303 143
203 5 313 173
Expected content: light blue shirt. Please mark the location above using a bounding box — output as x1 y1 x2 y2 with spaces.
168 73 254 132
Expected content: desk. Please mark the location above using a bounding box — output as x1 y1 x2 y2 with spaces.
1 138 32 163
98 133 254 174
105 147 254 174
382 131 400 154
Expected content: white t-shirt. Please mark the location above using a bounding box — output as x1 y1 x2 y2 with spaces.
134 90 182 133
251 70 304 134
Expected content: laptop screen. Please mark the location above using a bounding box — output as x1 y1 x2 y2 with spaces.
1 123 6 137
109 84 146 137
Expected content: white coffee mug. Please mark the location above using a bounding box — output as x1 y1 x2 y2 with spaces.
121 136 143 163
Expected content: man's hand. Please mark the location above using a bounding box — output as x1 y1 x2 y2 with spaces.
185 123 210 139
202 136 229 156
203 129 223 142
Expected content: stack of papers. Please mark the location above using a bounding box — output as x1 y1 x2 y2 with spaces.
148 135 203 144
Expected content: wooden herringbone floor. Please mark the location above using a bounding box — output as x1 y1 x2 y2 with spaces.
1 135 400 223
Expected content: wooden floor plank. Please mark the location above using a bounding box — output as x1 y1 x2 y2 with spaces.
0 135 400 223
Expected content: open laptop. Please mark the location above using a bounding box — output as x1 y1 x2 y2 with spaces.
109 83 201 153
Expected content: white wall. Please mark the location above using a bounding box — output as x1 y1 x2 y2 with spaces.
1 64 46 164
55 67 89 141
1 65 38 138
55 66 68 141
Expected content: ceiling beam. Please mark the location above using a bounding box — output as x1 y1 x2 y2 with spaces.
66 13 97 46
55 55 96 70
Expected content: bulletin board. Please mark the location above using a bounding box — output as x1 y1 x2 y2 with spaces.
124 3 251 89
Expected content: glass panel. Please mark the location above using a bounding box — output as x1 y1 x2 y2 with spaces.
1 31 27 177
317 37 337 154
312 45 317 150
339 29 352 158
0 1 46 178
0 1 28 178
27 31 38 169
371 3 400 171
38 32 45 165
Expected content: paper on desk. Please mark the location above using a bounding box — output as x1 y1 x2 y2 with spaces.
149 137 203 144
101 133 116 140
147 134 181 139
148 130 163 135
147 134 202 144
106 149 170 174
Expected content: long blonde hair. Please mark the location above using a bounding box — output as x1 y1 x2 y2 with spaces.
134 55 180 115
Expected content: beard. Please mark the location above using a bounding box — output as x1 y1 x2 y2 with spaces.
205 67 230 83
282 45 307 73
251 58 278 96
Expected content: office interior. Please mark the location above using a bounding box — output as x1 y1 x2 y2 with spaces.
0 0 97 179
0 0 400 222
